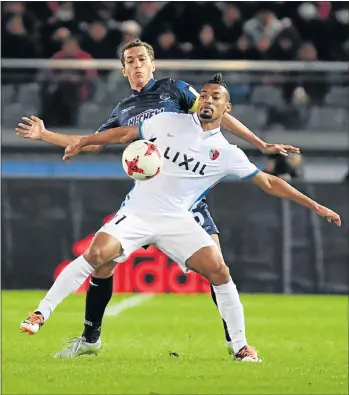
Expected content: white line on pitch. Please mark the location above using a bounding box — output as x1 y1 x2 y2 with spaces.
104 294 154 317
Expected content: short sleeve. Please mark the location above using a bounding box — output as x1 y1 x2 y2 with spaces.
175 80 199 113
226 145 260 180
96 107 120 132
138 112 172 141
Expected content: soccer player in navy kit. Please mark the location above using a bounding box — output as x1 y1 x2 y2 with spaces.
17 40 300 358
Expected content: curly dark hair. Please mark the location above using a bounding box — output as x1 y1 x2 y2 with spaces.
205 73 230 101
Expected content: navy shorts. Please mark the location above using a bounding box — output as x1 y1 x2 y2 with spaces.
190 199 219 235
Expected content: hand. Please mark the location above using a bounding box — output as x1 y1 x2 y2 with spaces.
279 174 292 182
63 141 84 161
313 205 341 226
63 136 90 160
261 143 300 156
16 115 45 140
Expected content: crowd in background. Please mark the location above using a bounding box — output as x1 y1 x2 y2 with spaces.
1 1 348 167
2 1 349 61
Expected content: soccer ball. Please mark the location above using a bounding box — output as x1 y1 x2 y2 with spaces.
122 140 163 181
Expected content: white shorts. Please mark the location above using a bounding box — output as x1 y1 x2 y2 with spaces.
96 209 216 272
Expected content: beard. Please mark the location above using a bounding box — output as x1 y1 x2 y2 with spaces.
199 110 213 120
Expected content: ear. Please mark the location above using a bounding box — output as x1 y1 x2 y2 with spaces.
151 61 156 72
225 102 232 113
122 67 127 77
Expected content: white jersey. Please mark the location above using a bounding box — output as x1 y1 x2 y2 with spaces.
120 112 259 214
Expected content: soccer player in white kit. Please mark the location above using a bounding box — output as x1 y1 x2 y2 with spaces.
16 40 300 359
20 74 341 362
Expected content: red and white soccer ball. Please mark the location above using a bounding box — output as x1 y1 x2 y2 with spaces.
122 140 163 181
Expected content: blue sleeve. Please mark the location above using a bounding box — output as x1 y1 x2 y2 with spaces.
175 80 199 113
138 122 144 140
96 106 120 132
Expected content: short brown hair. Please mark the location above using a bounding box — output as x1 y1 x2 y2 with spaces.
120 39 155 67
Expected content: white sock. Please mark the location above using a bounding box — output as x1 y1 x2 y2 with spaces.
212 279 247 354
37 255 94 321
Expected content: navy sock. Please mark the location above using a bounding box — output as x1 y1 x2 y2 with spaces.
82 275 113 343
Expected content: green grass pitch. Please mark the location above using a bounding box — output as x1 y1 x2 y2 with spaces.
2 291 348 394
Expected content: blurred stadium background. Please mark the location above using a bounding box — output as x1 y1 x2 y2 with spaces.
2 1 348 294
1 2 348 394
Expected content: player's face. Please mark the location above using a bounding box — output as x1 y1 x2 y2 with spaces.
198 84 231 123
122 46 155 88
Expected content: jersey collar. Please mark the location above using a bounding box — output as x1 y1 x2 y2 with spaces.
131 78 157 95
192 113 221 138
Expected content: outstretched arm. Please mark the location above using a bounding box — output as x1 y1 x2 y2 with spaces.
251 171 341 226
221 112 300 156
63 125 139 160
16 116 102 152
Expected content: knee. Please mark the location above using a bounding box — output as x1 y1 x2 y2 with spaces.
84 247 106 269
94 263 115 278
207 262 230 286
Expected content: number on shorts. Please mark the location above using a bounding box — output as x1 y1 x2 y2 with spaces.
114 215 126 225
105 213 126 226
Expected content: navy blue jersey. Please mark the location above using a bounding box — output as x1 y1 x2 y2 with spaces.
97 78 198 132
